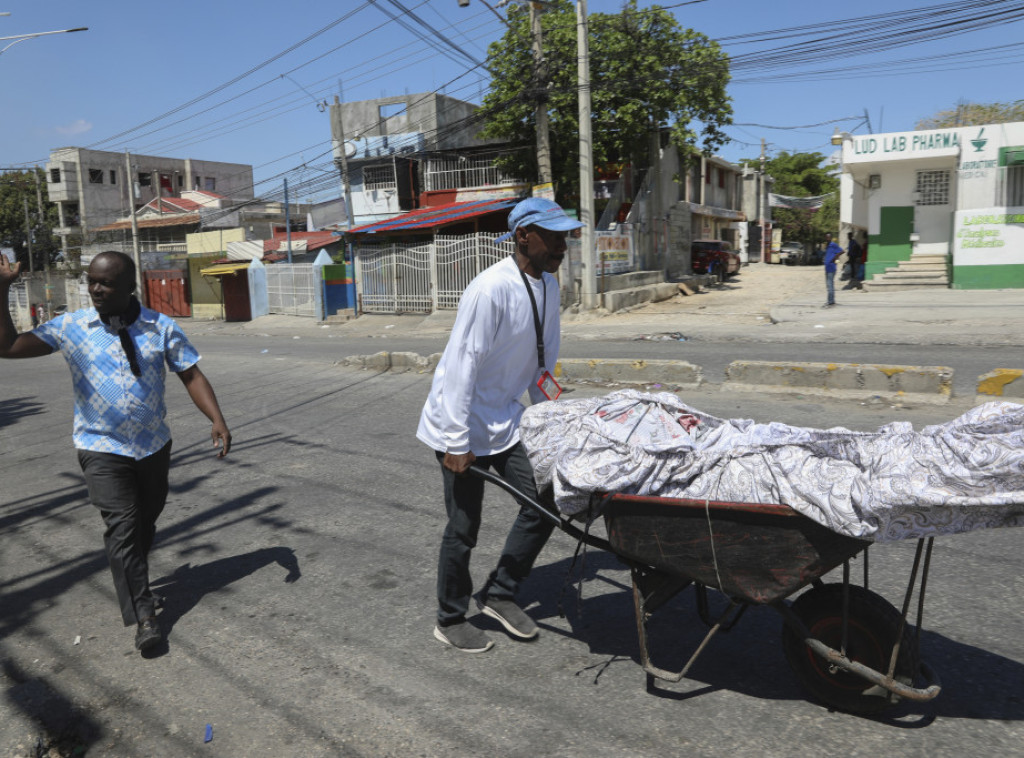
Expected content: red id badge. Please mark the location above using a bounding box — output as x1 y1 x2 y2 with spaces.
537 370 562 401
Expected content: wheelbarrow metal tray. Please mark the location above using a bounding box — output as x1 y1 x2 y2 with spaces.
603 494 872 605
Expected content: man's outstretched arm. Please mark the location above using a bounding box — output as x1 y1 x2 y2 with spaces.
177 364 232 458
0 257 54 359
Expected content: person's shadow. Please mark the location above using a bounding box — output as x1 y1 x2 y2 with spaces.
143 546 301 657
519 550 1024 723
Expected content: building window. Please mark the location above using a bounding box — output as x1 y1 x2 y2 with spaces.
363 163 396 191
138 172 152 187
204 177 216 191
50 168 61 183
705 168 712 185
718 169 725 189
109 170 117 185
178 175 184 188
89 169 103 184
194 176 202 190
914 169 950 206
1006 165 1024 207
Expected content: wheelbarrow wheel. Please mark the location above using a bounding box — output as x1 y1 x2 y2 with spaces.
781 583 919 714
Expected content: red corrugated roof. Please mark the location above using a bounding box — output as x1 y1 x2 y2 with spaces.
94 213 201 232
346 198 519 235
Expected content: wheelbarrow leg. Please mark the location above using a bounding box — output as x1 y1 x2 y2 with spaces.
631 566 741 685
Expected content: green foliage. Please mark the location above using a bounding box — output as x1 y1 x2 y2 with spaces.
917 100 1024 130
479 0 732 206
0 169 61 270
743 151 838 244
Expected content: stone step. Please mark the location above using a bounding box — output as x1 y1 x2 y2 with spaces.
879 271 948 280
865 279 949 289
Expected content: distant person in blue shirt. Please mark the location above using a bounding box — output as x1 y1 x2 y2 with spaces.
822 232 844 307
0 251 231 654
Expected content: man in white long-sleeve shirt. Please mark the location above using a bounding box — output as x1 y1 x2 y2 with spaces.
417 197 583 653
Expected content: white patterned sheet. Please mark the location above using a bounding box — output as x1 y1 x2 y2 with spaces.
519 389 1024 542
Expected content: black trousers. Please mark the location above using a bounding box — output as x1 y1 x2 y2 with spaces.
435 443 555 626
77 441 172 626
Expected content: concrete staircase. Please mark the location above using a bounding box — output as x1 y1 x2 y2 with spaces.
865 253 949 290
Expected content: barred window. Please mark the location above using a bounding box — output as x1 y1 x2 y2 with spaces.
89 168 103 184
915 169 950 206
363 164 396 191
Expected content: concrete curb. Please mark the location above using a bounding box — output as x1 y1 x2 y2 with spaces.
341 351 441 372
554 358 704 388
722 360 954 405
975 368 1024 405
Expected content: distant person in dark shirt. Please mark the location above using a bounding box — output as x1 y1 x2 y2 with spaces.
844 232 865 290
822 233 844 307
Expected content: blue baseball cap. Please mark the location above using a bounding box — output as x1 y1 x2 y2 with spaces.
496 197 584 242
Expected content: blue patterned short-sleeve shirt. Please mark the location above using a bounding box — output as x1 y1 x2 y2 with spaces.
33 306 200 459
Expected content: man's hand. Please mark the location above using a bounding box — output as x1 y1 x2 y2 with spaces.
0 256 21 289
211 421 232 458
443 451 475 475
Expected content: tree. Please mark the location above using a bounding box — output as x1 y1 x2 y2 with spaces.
747 151 838 245
916 100 1024 130
479 0 732 207
0 170 61 271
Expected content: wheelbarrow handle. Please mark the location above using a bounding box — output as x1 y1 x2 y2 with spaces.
467 466 613 552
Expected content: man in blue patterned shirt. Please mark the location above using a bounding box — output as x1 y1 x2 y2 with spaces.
0 251 231 654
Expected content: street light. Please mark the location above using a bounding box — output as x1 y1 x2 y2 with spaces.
0 26 87 57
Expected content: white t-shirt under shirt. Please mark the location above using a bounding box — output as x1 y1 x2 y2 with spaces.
416 255 561 456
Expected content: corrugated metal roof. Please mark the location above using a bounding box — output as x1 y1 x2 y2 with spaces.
346 198 519 235
200 262 249 276
94 213 201 232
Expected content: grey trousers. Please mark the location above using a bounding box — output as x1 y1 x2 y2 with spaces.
78 441 172 626
435 443 555 627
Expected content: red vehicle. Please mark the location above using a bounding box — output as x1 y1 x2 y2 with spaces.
691 239 741 281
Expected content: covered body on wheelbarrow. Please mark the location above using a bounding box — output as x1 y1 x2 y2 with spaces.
489 390 1024 713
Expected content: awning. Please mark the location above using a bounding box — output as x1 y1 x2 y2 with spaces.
200 262 249 276
346 198 519 235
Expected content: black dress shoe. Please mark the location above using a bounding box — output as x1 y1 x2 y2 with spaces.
135 616 162 651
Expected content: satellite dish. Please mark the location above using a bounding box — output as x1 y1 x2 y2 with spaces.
344 141 357 158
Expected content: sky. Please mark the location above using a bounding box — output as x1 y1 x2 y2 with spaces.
2 0 1023 202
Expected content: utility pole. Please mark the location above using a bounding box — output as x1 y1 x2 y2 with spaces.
333 95 356 231
529 2 552 186
124 151 145 304
284 178 293 264
760 138 767 265
22 195 34 274
33 168 53 310
577 0 597 310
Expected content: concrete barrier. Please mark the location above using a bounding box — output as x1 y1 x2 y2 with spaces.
555 358 703 388
975 368 1024 404
722 360 954 404
342 351 440 372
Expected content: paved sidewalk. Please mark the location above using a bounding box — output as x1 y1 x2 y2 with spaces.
179 277 1024 348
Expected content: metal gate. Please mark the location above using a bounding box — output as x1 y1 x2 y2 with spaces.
267 264 318 317
144 269 191 317
355 233 513 314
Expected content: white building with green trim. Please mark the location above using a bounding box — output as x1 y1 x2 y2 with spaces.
839 121 1024 289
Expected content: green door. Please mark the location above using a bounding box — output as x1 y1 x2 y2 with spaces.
867 206 914 278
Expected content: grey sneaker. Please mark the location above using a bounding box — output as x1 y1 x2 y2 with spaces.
433 622 494 653
476 596 538 640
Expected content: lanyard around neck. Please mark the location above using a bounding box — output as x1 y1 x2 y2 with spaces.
518 265 546 370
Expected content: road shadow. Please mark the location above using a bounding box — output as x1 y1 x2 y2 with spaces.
148 547 301 647
520 551 1024 723
2 658 104 756
0 396 47 430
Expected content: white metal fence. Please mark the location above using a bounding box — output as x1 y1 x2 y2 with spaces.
267 264 319 317
355 233 514 314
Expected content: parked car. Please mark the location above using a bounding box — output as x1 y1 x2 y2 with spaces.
777 241 805 266
691 239 741 281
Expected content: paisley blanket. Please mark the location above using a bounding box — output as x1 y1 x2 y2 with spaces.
519 389 1024 542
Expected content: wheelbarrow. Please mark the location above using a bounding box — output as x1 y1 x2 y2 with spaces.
470 466 942 715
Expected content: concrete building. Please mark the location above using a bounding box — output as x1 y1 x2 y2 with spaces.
838 121 1024 289
45 147 255 257
329 93 522 227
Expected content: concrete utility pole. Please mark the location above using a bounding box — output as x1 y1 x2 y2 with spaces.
22 195 33 274
333 95 356 231
760 138 767 265
577 0 597 310
33 168 53 309
124 151 145 303
529 2 552 186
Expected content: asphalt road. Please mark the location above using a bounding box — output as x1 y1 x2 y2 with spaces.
2 334 1023 757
